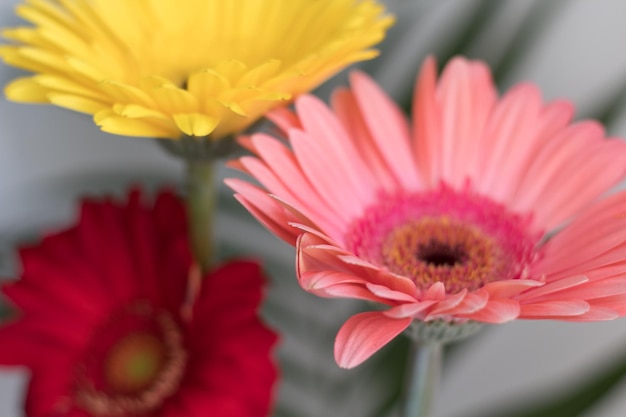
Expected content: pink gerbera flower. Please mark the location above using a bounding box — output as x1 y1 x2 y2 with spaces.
0 190 277 416
227 56 626 368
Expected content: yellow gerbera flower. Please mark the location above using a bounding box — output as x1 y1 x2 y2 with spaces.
1 0 393 140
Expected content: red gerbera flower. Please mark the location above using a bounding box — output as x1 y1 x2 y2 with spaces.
0 190 278 417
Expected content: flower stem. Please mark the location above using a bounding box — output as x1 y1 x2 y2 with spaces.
186 160 216 271
401 340 442 417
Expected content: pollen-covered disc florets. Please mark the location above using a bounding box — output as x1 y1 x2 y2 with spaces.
75 303 186 416
346 188 539 293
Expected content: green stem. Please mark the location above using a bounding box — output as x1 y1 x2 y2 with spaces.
186 160 216 271
401 340 442 417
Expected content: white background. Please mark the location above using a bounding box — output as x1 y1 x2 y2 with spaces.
2 1 626 416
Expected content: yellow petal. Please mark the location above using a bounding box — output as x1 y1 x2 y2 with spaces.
214 60 248 84
2 28 40 45
7 47 71 75
173 113 219 137
4 77 49 102
112 103 168 120
66 57 108 82
237 60 282 87
218 100 247 116
150 85 198 114
37 74 107 99
16 2 74 34
186 69 230 101
95 109 179 139
98 80 154 107
48 93 107 114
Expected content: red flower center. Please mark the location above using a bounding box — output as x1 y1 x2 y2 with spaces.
346 187 540 293
74 302 187 416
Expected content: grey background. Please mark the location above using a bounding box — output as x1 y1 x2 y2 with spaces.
2 1 626 416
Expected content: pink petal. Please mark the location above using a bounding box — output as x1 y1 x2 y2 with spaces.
585 263 626 281
444 289 489 315
517 275 588 302
331 87 399 192
412 56 441 186
533 191 626 278
475 84 542 200
461 299 520 323
423 282 446 300
555 306 619 322
238 156 301 208
482 279 544 298
512 121 602 216
338 253 385 270
297 234 354 277
266 106 301 133
384 301 437 319
296 233 418 299
427 289 467 316
235 135 255 153
296 234 396 303
543 276 626 301
504 98 573 204
511 121 626 230
487 99 574 203
316 282 389 303
435 57 475 185
225 158 246 172
288 220 341 246
365 282 418 303
233 194 297 244
299 270 365 293
350 71 422 191
225 179 297 244
519 300 590 318
334 311 412 368
295 95 378 205
535 140 626 228
588 293 626 315
290 128 363 223
436 58 497 188
368 270 419 298
247 133 342 233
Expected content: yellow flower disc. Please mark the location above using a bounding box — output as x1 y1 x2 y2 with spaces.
1 0 393 139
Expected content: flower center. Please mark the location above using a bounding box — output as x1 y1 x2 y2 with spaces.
417 241 466 267
75 303 186 416
346 187 540 293
104 333 166 394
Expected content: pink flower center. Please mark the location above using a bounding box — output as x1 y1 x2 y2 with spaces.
75 302 187 416
345 187 540 293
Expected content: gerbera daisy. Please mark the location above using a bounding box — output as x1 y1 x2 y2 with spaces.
227 56 626 368
0 0 393 140
0 190 277 416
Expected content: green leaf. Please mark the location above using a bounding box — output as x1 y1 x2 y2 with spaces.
586 76 626 129
0 302 9 321
492 0 566 85
397 0 504 112
436 0 504 70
